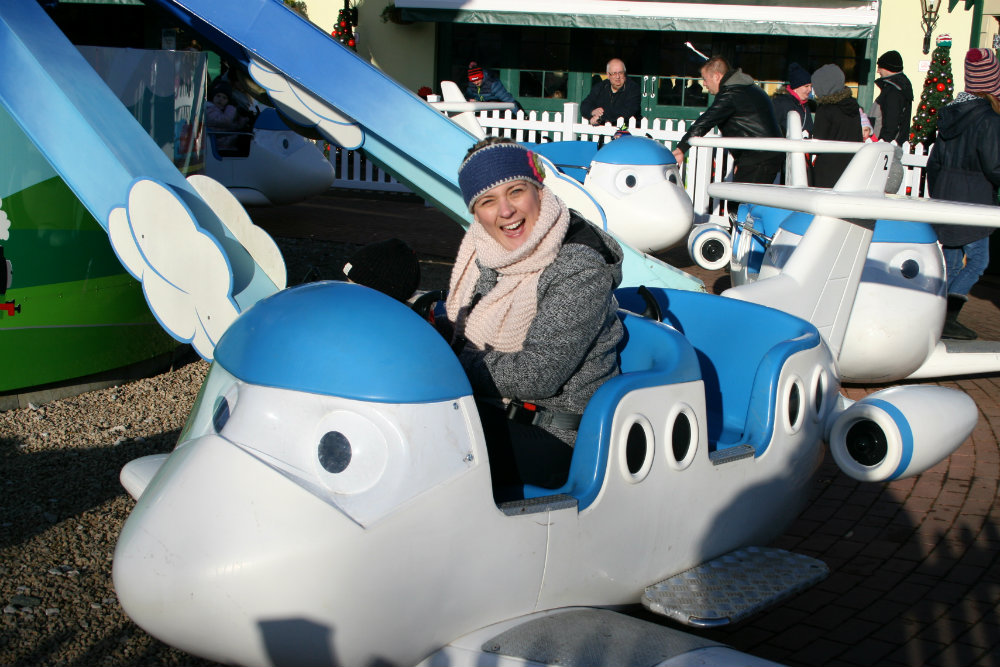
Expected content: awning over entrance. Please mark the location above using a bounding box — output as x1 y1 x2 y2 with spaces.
396 0 880 39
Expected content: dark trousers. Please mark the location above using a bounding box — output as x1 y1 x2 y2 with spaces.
728 154 783 214
476 401 573 500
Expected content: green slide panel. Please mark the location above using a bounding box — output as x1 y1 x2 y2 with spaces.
0 105 177 394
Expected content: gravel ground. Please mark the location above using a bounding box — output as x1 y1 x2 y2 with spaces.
0 236 454 667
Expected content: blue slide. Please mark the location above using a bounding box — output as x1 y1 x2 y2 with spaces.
0 0 700 360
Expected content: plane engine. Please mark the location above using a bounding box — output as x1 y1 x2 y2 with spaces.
687 223 731 271
826 386 977 482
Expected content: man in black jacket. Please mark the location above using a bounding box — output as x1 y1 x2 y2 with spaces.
871 50 914 145
672 56 783 188
581 58 642 127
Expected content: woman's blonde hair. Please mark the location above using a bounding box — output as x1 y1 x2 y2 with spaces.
971 91 1000 115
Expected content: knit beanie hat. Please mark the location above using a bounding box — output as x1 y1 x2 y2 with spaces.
811 64 846 98
343 238 420 302
458 141 546 212
877 50 904 73
860 110 872 132
787 62 811 89
965 48 1000 96
209 80 233 101
468 62 484 84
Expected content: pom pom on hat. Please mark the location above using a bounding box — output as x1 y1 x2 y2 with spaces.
458 141 545 212
877 50 904 73
468 62 484 84
965 48 1000 96
787 62 811 89
343 238 421 302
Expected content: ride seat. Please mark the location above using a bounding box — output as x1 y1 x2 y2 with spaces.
521 309 702 507
616 287 821 455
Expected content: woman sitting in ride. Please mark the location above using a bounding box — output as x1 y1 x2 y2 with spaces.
444 137 624 493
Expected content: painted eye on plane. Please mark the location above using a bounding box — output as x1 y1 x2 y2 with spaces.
177 363 241 445
317 431 351 474
615 170 639 193
312 412 388 496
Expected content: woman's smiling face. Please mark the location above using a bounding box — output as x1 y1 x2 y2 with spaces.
473 180 542 251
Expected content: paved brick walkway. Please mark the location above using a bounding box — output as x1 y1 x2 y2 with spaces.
250 193 1000 667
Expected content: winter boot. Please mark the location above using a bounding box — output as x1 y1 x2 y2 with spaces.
942 294 977 340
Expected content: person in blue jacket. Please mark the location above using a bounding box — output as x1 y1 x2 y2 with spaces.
466 62 520 111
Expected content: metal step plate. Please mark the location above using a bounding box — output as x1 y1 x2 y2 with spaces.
642 546 829 628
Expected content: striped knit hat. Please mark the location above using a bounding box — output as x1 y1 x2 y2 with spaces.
965 48 1000 96
458 141 546 212
468 62 484 84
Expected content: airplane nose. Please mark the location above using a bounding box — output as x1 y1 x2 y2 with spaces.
605 183 693 253
113 434 361 667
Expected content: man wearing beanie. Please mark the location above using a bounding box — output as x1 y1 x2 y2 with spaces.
927 47 1000 340
465 61 519 110
771 62 814 137
870 50 913 144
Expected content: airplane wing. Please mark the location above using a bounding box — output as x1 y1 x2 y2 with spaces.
907 339 1000 379
709 183 1000 228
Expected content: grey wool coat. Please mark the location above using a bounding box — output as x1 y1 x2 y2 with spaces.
457 213 625 445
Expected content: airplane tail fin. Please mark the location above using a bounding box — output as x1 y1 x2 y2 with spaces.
833 142 904 195
439 80 487 139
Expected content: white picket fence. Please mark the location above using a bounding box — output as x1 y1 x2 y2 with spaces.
327 101 932 220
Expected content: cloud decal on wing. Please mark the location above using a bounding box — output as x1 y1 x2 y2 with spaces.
108 179 239 360
248 57 364 150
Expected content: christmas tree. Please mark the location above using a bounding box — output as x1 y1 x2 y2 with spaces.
910 34 954 148
331 4 358 52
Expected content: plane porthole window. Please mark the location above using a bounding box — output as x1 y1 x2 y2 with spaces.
665 403 698 471
900 259 920 279
811 368 828 422
620 417 654 482
784 376 805 435
318 431 352 474
672 411 692 462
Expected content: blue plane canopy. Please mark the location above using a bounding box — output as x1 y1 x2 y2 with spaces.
593 135 677 166
214 282 472 403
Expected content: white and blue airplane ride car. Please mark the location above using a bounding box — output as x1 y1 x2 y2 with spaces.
685 130 1000 383
113 271 976 667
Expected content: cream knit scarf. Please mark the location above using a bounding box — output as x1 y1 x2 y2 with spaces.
446 186 569 353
